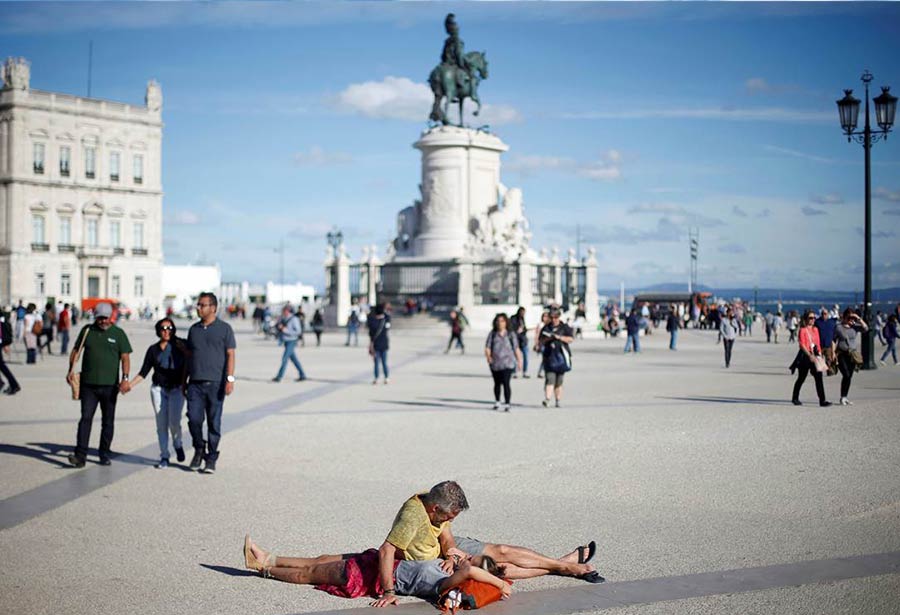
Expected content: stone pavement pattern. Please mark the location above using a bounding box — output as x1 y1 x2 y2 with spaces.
0 318 898 614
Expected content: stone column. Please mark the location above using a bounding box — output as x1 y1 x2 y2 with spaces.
584 247 599 322
516 253 533 308
366 243 381 308
566 248 579 310
412 127 508 259
550 247 562 306
333 246 350 327
456 258 475 310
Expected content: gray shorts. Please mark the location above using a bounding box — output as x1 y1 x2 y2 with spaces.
394 559 449 599
453 536 486 556
545 371 565 387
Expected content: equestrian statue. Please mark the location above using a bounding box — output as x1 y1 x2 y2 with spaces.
428 13 489 127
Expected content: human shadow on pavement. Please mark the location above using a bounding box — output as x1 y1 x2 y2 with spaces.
199 564 256 577
422 372 489 379
25 442 156 466
0 442 73 467
658 395 787 406
375 399 479 411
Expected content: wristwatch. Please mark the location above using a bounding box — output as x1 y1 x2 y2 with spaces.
226 375 235 383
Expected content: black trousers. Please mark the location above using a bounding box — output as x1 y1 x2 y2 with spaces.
836 352 855 398
75 384 118 460
491 369 513 403
723 339 735 367
792 359 826 403
447 332 464 351
0 349 20 390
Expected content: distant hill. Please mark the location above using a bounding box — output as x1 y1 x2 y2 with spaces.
598 284 900 304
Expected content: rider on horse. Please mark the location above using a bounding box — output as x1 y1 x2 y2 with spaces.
440 14 469 91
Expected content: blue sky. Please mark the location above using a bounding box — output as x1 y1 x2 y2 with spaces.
3 2 899 291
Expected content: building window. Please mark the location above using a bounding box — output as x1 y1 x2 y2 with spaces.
110 221 121 247
33 143 45 174
133 154 143 185
32 214 45 244
86 218 99 247
134 275 144 297
35 273 45 296
61 274 72 296
84 146 96 179
133 222 144 249
59 217 72 247
111 275 121 297
60 146 71 177
109 151 120 182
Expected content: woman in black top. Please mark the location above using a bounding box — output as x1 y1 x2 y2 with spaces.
125 318 188 468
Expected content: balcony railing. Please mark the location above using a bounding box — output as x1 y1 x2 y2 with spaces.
31 242 49 252
58 244 76 253
113 247 125 255
132 248 148 256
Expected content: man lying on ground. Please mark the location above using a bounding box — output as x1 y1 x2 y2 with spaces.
243 535 511 607
376 481 602 607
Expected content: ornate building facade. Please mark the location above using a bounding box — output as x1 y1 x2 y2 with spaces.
0 57 163 309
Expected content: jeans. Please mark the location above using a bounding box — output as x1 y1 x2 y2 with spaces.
520 344 529 374
373 349 389 379
491 368 513 403
669 329 678 350
765 324 772 343
187 380 224 462
59 329 70 354
276 339 306 380
346 324 359 346
75 384 119 460
447 332 464 352
150 385 184 459
624 333 640 353
26 348 36 364
723 338 734 366
881 339 897 363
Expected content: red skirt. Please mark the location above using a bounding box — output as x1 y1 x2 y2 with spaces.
315 549 400 599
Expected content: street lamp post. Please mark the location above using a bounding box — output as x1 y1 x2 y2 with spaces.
836 70 897 370
326 227 344 253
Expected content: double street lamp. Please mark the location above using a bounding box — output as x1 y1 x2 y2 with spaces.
326 227 344 253
836 70 897 370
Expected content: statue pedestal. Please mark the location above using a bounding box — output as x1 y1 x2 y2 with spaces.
413 126 508 260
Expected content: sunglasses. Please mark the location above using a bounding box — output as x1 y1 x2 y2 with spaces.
160 325 174 331
196 303 212 308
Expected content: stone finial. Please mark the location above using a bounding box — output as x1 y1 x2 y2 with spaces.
2 57 31 90
586 247 598 266
145 79 162 111
361 245 370 261
567 248 578 265
368 244 380 264
550 246 561 264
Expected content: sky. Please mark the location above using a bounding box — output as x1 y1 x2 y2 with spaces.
2 1 900 292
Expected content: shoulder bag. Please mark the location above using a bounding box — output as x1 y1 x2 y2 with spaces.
69 326 90 400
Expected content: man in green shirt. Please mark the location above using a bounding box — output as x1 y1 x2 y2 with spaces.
66 302 132 467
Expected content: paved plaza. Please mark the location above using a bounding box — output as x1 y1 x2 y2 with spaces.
1 317 898 614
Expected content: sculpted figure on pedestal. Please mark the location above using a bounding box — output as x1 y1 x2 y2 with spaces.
428 14 489 126
1 57 30 90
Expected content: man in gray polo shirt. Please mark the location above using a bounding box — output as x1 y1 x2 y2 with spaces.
186 292 236 474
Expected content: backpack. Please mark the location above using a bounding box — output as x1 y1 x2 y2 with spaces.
1 321 12 347
32 319 43 336
441 579 511 612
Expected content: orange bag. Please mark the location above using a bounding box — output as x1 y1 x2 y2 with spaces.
440 579 511 612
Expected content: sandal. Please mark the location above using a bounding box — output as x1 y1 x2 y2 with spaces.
579 570 605 584
577 540 596 564
244 534 276 572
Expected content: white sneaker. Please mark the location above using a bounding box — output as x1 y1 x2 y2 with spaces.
839 397 849 406
880 360 886 366
503 403 511 412
541 398 550 407
493 401 501 410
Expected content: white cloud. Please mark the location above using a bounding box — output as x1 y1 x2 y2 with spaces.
627 202 724 228
334 76 432 122
293 146 353 167
763 145 837 164
745 77 770 93
333 76 521 125
802 205 827 216
166 210 201 225
560 107 832 123
719 242 747 254
507 149 621 182
732 205 748 217
810 193 844 205
875 187 900 202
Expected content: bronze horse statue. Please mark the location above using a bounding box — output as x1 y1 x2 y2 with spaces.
428 51 488 127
